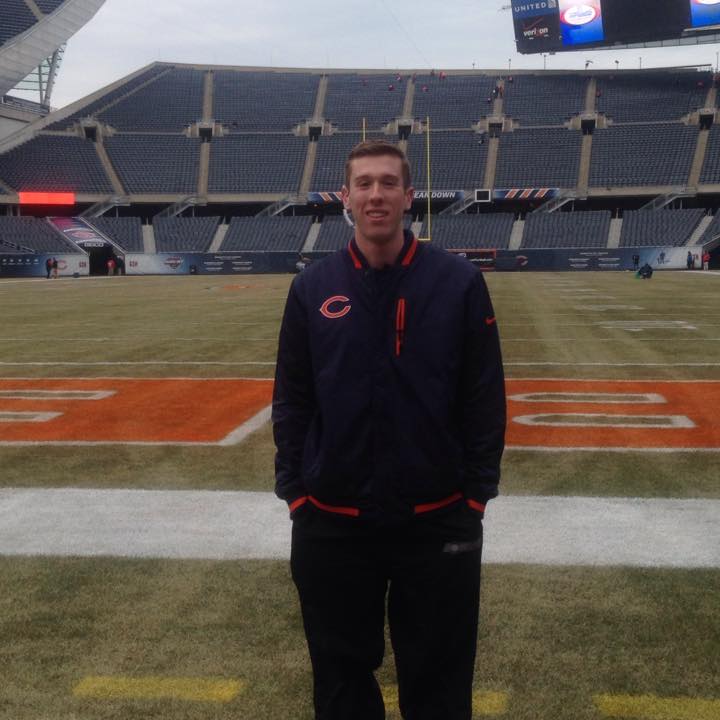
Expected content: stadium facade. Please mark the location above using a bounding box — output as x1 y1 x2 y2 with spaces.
0 61 719 275
1 0 106 135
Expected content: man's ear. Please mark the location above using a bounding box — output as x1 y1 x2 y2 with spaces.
341 185 350 209
404 186 415 211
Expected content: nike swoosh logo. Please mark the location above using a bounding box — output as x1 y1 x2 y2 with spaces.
485 317 497 326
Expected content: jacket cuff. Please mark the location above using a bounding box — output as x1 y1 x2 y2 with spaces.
465 498 487 514
287 495 309 516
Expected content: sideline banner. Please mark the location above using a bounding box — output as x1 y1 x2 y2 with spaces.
0 253 89 278
126 252 301 275
2 247 701 277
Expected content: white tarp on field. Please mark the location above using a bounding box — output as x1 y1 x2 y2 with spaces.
0 488 717 568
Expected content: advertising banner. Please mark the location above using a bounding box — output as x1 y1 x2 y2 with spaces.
48 217 114 249
690 0 720 27
0 254 89 278
558 0 605 45
494 188 559 202
125 253 300 275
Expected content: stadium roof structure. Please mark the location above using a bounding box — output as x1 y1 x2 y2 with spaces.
0 0 106 107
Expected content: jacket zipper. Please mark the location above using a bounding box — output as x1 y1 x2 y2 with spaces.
395 297 406 356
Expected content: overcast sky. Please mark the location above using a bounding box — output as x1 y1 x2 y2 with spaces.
49 0 720 110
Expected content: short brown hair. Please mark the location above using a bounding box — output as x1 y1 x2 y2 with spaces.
344 140 412 189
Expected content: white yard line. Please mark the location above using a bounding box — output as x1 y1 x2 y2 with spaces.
0 361 276 366
0 489 717 568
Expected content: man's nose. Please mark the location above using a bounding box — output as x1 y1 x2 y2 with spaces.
369 182 383 199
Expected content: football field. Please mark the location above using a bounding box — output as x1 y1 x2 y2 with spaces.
0 270 718 719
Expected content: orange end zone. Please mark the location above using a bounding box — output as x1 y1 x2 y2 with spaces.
0 379 272 444
507 379 720 449
0 378 718 449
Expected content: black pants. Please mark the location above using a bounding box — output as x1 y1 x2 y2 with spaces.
291 518 483 720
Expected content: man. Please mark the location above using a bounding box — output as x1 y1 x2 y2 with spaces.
273 140 506 720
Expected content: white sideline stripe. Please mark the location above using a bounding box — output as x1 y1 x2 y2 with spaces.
506 362 720 367
0 337 277 342
0 390 116 400
0 376 274 382
598 321 697 331
509 392 667 404
0 411 61 423
218 405 272 446
574 305 644 311
4 361 720 368
0 490 717 567
513 413 695 429
0 442 717 452
0 361 276 366
508 446 720 453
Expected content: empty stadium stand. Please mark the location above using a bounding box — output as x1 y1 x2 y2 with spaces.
88 216 144 253
412 74 498 128
209 135 307 194
34 0 66 14
220 216 313 252
590 124 697 188
699 211 720 244
1 0 37 46
502 74 587 126
313 216 356 252
105 135 200 195
521 211 611 249
214 71 319 132
700 125 720 185
0 216 82 253
47 65 171 130
0 135 114 193
619 209 706 247
324 74 405 131
407 131 488 190
97 68 205 132
311 133 383 192
495 128 582 188
419 213 515 249
596 71 712 123
153 216 219 253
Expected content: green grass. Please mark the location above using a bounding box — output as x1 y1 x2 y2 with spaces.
1 270 719 718
0 557 717 720
1 271 718 494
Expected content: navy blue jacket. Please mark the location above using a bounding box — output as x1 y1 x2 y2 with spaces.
272 232 506 528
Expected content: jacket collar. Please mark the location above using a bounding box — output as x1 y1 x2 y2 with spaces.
348 229 419 270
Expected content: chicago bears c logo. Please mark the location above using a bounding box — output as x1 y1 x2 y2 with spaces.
320 296 351 319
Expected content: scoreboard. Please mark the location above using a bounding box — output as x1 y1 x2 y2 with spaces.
512 0 720 53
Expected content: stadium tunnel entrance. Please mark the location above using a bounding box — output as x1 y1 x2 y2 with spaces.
85 244 124 276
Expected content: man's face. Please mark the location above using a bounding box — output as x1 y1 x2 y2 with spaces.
341 154 414 246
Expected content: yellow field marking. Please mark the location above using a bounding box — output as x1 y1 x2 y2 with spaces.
594 693 720 719
473 692 509 715
381 685 508 716
73 676 244 703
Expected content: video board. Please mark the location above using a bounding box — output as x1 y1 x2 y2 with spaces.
512 0 720 53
